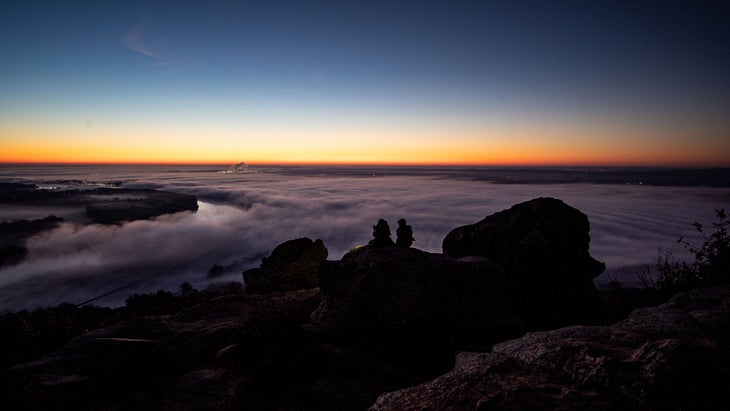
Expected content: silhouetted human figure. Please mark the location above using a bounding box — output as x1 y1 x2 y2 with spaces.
396 218 414 247
370 218 395 247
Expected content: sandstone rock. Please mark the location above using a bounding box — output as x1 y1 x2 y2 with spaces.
370 285 730 410
243 237 328 294
370 352 610 410
311 247 521 348
442 197 605 328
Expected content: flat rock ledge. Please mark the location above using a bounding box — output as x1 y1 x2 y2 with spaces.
370 284 730 410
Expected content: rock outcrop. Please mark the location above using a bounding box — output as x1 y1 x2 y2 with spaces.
311 247 519 348
443 197 605 328
313 198 606 347
370 284 730 410
7 197 723 410
2 289 321 410
243 237 328 294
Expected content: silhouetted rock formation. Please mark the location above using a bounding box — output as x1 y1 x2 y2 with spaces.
312 247 521 350
370 284 730 410
8 197 726 410
443 197 605 328
312 247 519 349
243 237 328 294
313 198 605 348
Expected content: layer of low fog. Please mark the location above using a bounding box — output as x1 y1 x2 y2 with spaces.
1 168 728 310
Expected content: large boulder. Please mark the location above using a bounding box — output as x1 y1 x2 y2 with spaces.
243 237 328 294
370 284 730 410
311 247 521 348
442 197 605 328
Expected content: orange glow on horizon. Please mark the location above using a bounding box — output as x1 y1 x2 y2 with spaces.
2 124 729 167
3 153 729 168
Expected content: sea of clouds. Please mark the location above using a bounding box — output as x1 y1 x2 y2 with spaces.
1 165 728 310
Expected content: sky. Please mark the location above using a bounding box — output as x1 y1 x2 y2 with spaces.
1 0 729 166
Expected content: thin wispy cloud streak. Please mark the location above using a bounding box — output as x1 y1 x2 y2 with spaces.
0 165 728 310
123 25 160 59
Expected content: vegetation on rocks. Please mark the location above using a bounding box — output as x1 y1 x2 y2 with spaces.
656 208 729 293
0 282 237 370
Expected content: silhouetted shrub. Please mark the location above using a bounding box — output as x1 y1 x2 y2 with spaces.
179 281 196 295
207 263 225 277
657 209 729 293
124 290 178 316
0 282 247 370
0 303 117 369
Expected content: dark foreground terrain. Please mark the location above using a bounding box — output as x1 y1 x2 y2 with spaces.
1 197 727 410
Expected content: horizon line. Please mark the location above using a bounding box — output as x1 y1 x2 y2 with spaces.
1 160 729 169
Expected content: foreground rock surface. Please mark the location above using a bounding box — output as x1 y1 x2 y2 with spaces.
312 247 520 348
243 237 328 294
2 290 321 410
443 197 605 328
7 285 727 410
6 196 717 410
370 284 730 410
1 287 450 411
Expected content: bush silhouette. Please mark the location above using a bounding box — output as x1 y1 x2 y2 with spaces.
657 209 729 293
